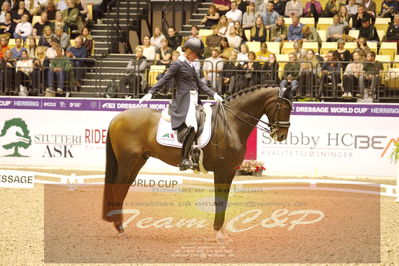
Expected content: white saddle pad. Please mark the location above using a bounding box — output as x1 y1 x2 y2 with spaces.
156 103 213 148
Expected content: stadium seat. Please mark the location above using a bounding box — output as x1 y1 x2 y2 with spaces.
375 55 392 71
70 39 76 47
32 16 40 26
318 30 327 42
344 42 357 52
379 42 397 61
300 17 315 27
384 68 399 90
265 41 280 55
281 42 294 54
317 17 333 30
87 4 93 21
348 29 359 39
302 42 319 52
320 42 337 55
8 38 16 48
148 65 166 86
284 17 292 25
199 29 213 45
375 17 391 32
276 54 289 79
368 41 378 53
247 41 261 53
393 55 399 68
377 30 385 42
244 29 251 41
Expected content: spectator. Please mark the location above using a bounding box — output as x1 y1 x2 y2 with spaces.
280 52 300 96
256 42 270 62
150 27 166 49
0 37 9 58
221 50 241 95
226 1 242 24
12 1 30 24
226 25 242 49
51 10 68 32
233 20 243 37
165 26 182 50
242 51 261 87
358 51 382 98
14 13 32 40
285 0 303 18
57 0 68 11
34 0 50 11
205 25 222 57
293 39 306 59
46 38 63 59
55 26 71 50
334 39 351 69
33 11 51 37
217 15 229 36
302 25 321 44
67 36 87 89
237 42 249 63
63 0 80 32
380 0 398 18
38 25 55 47
304 0 322 23
9 0 19 11
236 0 248 13
2 49 16 94
203 47 224 91
386 15 399 51
270 15 287 41
262 1 279 29
0 11 15 39
363 0 376 19
46 46 71 94
287 15 303 41
15 50 33 96
350 4 371 30
355 37 371 58
26 36 37 57
273 0 286 16
155 38 172 66
299 49 320 96
254 0 264 13
187 25 201 40
261 53 280 85
35 46 46 65
11 37 27 58
213 0 231 16
25 0 40 16
327 15 348 42
319 51 341 97
358 17 379 42
46 1 56 21
323 0 340 17
80 27 92 56
119 46 147 96
141 35 156 62
338 5 350 24
346 0 358 16
242 2 259 29
201 4 220 29
219 37 234 59
343 51 363 99
0 2 11 24
76 0 89 23
249 16 266 42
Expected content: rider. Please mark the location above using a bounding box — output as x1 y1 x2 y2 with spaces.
139 38 224 170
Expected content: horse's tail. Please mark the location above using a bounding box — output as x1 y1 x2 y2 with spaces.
102 129 118 221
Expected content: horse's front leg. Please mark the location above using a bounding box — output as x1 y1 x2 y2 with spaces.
213 168 235 243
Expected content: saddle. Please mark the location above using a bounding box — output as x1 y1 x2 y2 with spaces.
163 104 206 140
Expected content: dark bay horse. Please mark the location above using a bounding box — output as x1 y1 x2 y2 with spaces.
103 86 293 240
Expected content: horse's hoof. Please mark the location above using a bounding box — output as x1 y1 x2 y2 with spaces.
215 230 233 244
117 228 125 238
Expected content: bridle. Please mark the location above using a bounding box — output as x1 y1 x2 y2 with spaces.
222 89 293 135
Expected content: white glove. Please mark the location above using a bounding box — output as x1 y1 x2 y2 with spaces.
139 93 152 104
213 93 223 103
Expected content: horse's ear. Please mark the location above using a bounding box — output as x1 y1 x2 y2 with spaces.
282 86 293 101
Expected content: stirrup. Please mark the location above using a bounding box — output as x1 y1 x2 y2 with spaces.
179 159 192 171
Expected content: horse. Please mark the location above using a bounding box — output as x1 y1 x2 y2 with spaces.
102 86 293 240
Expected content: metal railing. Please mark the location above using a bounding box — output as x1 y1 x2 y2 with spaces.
1 58 399 102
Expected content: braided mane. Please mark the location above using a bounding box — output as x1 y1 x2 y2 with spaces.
224 85 273 103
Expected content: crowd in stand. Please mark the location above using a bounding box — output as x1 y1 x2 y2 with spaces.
122 0 399 100
0 0 110 96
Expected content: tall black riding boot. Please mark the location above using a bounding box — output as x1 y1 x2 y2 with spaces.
179 127 196 171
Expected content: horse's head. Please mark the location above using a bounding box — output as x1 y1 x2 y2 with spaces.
265 87 293 142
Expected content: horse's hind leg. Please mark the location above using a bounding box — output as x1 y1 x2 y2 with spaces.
109 156 147 236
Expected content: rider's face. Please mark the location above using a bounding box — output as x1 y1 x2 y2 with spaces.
187 50 198 61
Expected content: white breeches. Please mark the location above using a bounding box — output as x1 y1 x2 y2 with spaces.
185 90 198 132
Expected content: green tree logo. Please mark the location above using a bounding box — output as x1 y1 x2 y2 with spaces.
0 118 32 157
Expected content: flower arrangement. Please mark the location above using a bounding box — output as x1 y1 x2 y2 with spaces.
236 160 266 176
390 142 399 164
